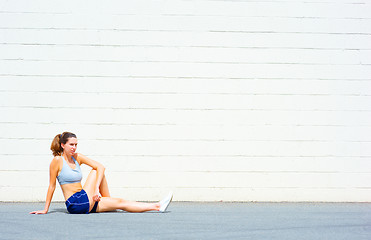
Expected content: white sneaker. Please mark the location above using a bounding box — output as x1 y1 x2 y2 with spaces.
159 192 173 212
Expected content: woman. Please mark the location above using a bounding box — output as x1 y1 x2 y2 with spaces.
30 132 172 214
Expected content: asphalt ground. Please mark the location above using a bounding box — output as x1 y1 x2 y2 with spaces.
1 202 370 240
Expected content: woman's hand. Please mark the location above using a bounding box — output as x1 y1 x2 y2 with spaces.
93 189 101 202
30 209 48 214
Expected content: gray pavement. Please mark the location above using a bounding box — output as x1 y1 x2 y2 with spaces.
1 202 371 240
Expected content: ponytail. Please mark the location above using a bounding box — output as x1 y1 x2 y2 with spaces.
50 132 77 156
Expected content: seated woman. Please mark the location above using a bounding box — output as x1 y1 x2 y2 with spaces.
30 132 172 214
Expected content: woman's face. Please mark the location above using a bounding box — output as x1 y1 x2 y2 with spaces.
62 137 78 155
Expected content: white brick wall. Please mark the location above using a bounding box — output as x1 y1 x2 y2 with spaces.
1 0 371 202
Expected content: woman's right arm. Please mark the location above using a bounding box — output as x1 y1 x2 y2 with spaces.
30 157 59 214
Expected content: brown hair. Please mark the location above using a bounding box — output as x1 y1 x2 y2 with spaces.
50 132 77 156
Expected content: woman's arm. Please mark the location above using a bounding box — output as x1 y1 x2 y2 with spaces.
30 157 59 214
76 153 105 201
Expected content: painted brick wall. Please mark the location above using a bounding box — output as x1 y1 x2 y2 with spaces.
1 0 371 202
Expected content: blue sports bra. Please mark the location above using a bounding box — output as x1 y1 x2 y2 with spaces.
57 156 82 185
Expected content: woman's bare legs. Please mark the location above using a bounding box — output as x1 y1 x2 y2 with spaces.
83 170 111 211
83 169 160 212
83 170 110 196
98 174 110 197
97 197 160 213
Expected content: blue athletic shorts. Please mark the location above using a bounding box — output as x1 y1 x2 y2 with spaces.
65 189 98 214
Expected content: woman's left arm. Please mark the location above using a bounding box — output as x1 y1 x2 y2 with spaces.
76 153 105 201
